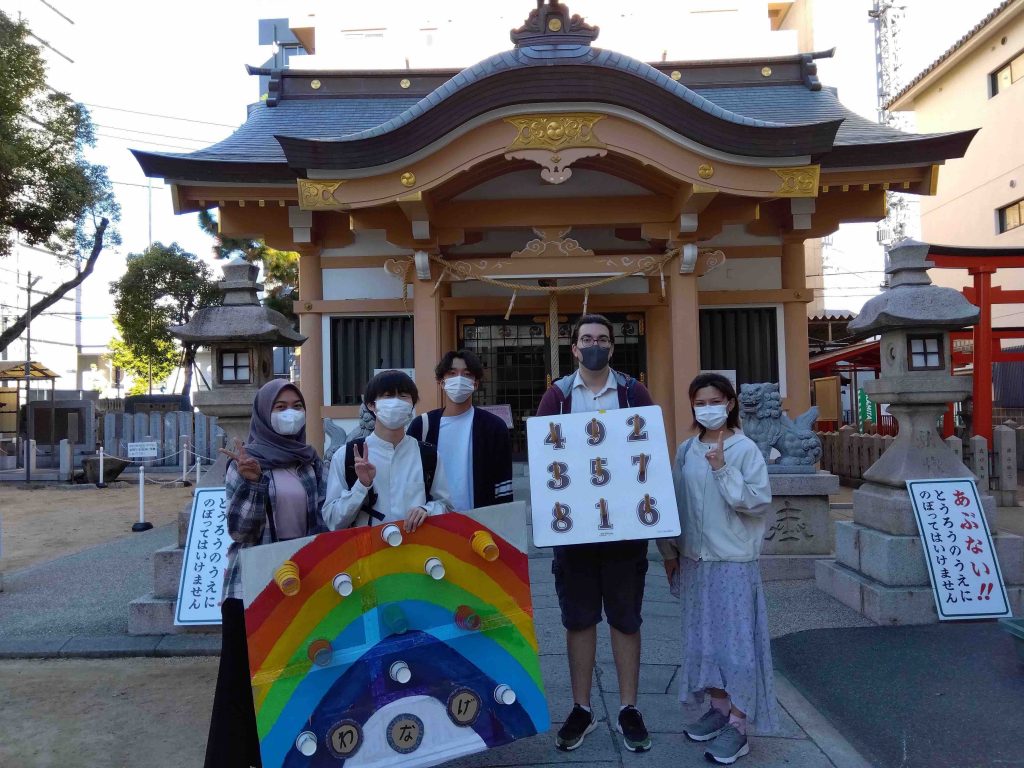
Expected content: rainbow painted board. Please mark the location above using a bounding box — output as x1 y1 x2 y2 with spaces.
240 501 548 767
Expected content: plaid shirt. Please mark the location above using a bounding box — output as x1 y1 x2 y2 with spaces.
222 458 327 601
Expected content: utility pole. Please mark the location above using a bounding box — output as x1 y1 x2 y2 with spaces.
24 272 42 483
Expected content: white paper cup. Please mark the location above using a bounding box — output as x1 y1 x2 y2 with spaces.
333 572 354 597
295 731 317 756
389 660 412 684
381 524 403 547
493 684 516 705
424 557 445 580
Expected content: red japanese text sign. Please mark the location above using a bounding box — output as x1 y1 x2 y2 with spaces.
907 478 1010 620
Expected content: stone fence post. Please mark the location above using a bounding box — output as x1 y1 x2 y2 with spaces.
992 424 1018 507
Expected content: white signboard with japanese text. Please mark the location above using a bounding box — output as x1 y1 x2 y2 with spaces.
175 487 230 626
907 478 1011 620
127 441 159 458
527 405 680 547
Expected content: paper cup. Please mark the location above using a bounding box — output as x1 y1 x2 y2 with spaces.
333 572 354 597
381 524 403 547
493 684 516 705
454 605 481 631
471 530 499 561
295 731 317 756
389 660 412 684
307 639 333 667
424 557 445 580
274 560 300 596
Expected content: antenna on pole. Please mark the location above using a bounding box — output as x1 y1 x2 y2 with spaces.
870 1 910 248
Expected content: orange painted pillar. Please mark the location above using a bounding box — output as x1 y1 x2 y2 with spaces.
971 267 995 445
297 246 325 453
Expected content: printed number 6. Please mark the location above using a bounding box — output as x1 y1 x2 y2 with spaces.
637 494 660 526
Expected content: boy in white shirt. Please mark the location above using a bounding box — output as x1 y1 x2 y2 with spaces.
323 370 453 530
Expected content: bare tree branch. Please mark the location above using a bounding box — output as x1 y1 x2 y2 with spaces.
0 217 109 353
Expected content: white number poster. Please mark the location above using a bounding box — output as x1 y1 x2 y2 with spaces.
907 478 1010 620
175 487 230 626
527 405 680 547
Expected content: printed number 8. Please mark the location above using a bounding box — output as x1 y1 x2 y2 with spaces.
551 502 573 532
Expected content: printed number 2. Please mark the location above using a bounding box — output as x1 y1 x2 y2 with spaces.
626 414 648 442
547 461 570 490
551 503 573 532
544 423 566 450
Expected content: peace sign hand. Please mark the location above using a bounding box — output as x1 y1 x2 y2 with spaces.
219 438 262 482
705 431 726 471
353 442 376 488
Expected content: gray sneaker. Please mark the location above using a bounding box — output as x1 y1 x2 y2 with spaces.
683 708 729 742
704 725 749 765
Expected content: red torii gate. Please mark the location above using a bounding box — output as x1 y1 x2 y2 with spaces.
928 244 1024 444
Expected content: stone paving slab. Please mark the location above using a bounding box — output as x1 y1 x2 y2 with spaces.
0 635 70 658
155 633 220 657
60 634 161 658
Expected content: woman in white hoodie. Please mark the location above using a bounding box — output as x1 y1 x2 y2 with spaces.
658 373 777 765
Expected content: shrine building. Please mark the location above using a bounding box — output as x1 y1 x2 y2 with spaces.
133 1 978 455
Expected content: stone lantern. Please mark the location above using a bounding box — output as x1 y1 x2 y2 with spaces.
169 258 306 447
814 240 1021 623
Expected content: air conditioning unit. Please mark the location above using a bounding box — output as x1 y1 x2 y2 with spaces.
876 226 892 244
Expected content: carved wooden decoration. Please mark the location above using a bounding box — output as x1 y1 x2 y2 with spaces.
511 227 594 259
504 114 607 184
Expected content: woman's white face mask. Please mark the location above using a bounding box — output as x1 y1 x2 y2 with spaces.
271 408 306 436
694 404 729 430
443 375 475 404
373 398 414 429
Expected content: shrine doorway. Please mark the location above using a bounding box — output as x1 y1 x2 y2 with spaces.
459 313 647 457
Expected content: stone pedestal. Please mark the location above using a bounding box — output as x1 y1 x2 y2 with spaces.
760 471 839 580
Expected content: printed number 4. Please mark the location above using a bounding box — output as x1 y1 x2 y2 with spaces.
544 423 566 450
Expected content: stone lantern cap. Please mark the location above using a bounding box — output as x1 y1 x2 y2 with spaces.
847 240 979 339
169 257 306 346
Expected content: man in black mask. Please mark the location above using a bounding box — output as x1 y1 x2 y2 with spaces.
535 313 655 754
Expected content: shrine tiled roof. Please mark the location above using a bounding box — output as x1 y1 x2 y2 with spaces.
133 7 976 184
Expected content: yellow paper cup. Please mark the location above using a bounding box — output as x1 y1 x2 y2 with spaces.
471 530 499 561
274 560 301 596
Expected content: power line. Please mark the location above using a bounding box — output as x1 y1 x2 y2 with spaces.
95 132 198 152
93 123 213 145
82 102 238 129
37 0 74 25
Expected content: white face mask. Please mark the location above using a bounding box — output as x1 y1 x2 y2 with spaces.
373 398 414 429
443 375 475 404
694 404 729 430
271 408 306 436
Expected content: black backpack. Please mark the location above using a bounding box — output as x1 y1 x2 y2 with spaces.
342 437 437 524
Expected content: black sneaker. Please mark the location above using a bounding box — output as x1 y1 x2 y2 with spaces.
555 704 597 751
617 705 652 752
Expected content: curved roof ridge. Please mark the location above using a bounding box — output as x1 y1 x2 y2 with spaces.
296 44 832 148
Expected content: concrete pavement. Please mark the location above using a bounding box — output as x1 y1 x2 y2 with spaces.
0 477 876 767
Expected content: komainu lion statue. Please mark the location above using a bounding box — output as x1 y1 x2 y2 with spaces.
738 382 821 467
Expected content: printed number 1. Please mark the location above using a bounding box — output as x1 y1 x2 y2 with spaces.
596 498 613 530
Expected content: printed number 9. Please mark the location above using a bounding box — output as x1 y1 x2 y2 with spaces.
586 418 606 446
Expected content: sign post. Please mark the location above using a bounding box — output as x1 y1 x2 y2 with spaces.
175 487 229 626
907 477 1010 620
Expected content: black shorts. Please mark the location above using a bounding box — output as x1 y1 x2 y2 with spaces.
552 539 649 634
